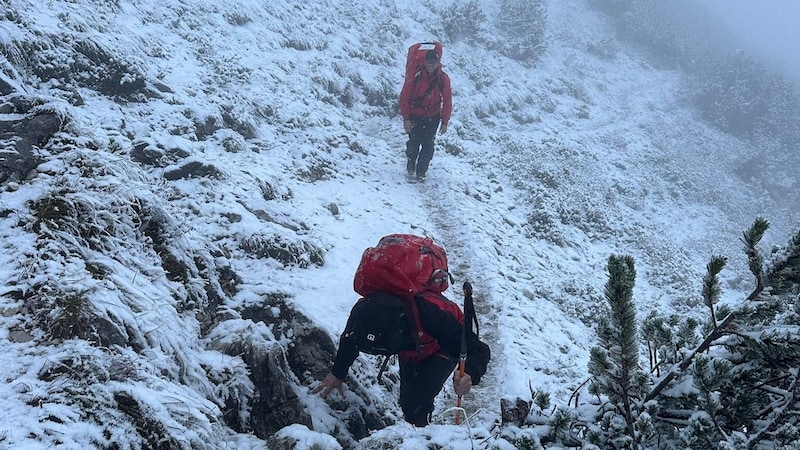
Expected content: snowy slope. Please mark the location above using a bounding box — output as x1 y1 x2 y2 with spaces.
0 0 796 448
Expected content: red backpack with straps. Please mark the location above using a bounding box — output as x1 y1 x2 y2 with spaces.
351 234 458 363
405 42 443 85
353 233 451 297
399 292 463 363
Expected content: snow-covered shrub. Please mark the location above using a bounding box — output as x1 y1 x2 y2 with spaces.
295 152 336 182
585 38 618 60
30 188 119 253
240 233 325 268
494 0 547 65
686 53 800 147
18 34 145 98
31 285 92 341
258 177 293 202
360 76 395 112
441 0 486 43
224 11 252 26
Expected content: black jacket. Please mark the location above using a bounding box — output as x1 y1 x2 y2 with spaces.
331 293 490 383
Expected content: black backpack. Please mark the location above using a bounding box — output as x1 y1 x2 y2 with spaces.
343 292 410 356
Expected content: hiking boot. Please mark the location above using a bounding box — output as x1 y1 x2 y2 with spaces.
416 173 426 183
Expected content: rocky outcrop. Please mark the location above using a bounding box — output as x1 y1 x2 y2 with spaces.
240 298 393 443
0 83 64 184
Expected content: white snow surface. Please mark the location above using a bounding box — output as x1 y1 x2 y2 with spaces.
0 0 797 448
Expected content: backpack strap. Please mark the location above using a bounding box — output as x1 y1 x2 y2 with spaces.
464 289 479 339
398 295 443 362
412 71 445 103
376 355 392 384
401 296 425 356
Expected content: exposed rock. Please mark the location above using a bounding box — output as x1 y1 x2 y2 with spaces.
130 141 165 166
130 140 191 168
163 160 223 180
89 315 129 348
327 202 340 216
241 298 336 385
0 106 62 183
247 344 313 438
9 329 34 343
241 297 392 442
501 396 532 426
0 74 16 96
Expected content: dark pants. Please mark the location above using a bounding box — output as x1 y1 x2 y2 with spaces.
406 115 441 177
398 353 457 426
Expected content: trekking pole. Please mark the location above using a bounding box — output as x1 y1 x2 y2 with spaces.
456 281 473 425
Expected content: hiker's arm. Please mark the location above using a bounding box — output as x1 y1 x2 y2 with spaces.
330 334 359 380
313 340 356 399
440 73 452 127
399 79 414 121
419 299 490 385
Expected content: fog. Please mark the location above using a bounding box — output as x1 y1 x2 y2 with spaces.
697 0 800 83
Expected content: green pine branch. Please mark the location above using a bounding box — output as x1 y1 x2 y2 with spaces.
702 255 727 328
743 216 769 300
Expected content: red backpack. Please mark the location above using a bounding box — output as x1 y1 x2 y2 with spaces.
353 233 450 297
352 234 458 364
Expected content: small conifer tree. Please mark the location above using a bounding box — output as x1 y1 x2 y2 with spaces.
588 254 649 448
648 218 800 448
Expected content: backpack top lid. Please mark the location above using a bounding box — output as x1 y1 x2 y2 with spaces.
353 233 450 298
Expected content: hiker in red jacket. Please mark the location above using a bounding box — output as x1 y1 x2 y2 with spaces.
399 48 452 182
313 291 490 427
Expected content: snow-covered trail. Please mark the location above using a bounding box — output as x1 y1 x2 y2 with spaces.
366 118 514 426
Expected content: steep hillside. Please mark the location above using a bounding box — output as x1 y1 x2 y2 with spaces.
0 0 795 448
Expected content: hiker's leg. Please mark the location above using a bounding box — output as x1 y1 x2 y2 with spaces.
405 117 423 173
415 117 440 177
399 354 457 426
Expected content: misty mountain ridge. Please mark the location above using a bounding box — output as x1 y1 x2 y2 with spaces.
0 0 798 448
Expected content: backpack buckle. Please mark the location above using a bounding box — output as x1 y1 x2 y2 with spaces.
429 268 452 291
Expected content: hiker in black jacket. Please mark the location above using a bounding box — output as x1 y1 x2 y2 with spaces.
313 292 490 427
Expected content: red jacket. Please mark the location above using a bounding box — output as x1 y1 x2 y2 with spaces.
399 65 452 126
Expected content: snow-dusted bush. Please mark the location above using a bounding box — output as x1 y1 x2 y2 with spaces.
240 233 325 268
441 0 486 43
545 218 800 448
686 53 800 147
494 0 547 65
